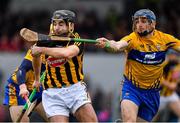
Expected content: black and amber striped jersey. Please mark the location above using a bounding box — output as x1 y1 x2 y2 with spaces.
120 30 180 89
7 49 45 91
161 62 180 96
43 34 84 89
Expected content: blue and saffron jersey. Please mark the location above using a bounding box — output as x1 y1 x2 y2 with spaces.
161 64 180 96
121 30 180 89
7 49 45 91
4 49 45 106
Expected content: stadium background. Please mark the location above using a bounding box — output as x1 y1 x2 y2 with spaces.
0 0 180 122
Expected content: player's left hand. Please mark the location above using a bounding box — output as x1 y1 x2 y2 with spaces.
31 45 42 57
19 84 29 99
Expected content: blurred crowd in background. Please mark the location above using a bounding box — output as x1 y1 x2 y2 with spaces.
0 0 180 122
0 0 180 52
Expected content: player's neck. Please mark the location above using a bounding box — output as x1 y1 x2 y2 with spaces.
141 30 155 39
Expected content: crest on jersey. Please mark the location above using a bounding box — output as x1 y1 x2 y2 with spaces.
156 44 161 51
47 57 67 67
140 44 144 49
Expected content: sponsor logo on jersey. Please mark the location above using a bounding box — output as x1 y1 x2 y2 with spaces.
144 53 156 60
47 57 67 67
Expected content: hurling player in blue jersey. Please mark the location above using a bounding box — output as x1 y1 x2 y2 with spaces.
3 50 48 122
96 9 180 122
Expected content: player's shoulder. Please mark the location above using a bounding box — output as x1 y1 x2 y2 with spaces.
126 32 136 38
24 49 33 61
121 32 136 41
154 29 174 38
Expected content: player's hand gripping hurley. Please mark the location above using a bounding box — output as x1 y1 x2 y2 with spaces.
16 72 45 122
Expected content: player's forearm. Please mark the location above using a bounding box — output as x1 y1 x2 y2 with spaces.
106 40 128 52
41 45 79 59
32 56 42 81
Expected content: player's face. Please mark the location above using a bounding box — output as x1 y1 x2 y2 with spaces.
134 17 151 34
52 20 68 35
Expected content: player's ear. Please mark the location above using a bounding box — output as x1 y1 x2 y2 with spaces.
68 22 74 33
152 21 156 28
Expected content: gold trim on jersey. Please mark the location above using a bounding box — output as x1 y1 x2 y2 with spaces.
68 59 78 83
77 53 84 80
45 67 54 88
59 65 71 86
50 67 63 87
8 84 18 105
11 69 18 84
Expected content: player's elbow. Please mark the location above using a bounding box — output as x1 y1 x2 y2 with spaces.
63 47 79 59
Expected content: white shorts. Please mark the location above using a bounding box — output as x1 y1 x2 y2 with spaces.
42 82 91 118
159 92 179 111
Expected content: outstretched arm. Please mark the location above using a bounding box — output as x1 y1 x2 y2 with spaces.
96 37 129 52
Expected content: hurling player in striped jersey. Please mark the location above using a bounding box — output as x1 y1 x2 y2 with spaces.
31 10 97 122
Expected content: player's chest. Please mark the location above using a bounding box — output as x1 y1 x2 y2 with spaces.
132 39 166 52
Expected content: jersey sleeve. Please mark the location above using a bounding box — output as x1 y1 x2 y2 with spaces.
119 33 134 51
24 49 33 61
164 34 180 50
73 42 84 55
16 49 33 85
70 33 84 55
16 59 33 85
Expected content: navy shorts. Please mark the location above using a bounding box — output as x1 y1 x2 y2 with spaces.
121 78 160 122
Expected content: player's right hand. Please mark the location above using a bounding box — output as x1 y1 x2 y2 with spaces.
31 45 42 57
19 84 29 99
33 80 41 91
96 37 109 48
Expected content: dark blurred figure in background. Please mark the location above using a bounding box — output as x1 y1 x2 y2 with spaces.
0 34 11 51
155 50 180 122
0 68 10 122
162 0 180 38
92 88 112 122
